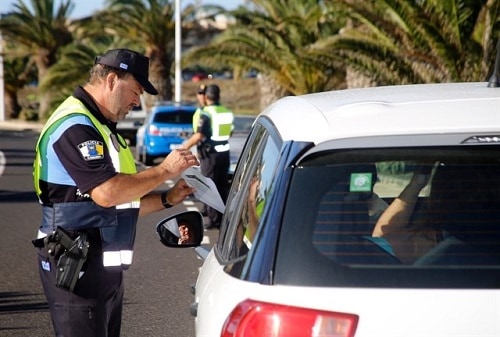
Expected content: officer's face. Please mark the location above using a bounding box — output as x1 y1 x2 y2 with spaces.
197 93 206 106
108 74 143 122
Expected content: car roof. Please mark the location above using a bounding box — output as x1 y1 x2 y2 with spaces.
261 82 500 143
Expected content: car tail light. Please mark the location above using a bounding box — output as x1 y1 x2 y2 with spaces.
221 299 358 337
148 125 161 136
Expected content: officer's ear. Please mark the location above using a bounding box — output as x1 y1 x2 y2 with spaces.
107 73 118 91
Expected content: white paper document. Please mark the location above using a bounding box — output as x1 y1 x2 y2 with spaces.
181 167 226 213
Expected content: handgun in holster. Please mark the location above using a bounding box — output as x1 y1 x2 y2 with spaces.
49 227 89 292
32 227 89 292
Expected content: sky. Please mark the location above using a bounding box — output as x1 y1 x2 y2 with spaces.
1 0 245 18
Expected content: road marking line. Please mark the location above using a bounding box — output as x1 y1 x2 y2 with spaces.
0 151 5 176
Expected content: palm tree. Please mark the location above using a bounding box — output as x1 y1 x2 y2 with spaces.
39 37 129 110
93 0 180 104
39 6 138 110
183 0 348 109
0 0 75 120
316 0 500 86
2 50 36 119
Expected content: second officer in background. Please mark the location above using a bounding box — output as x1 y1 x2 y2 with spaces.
184 84 234 229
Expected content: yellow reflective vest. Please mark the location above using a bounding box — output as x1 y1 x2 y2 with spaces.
200 104 234 142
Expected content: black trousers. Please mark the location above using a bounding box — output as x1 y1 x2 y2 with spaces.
200 150 230 226
37 247 124 337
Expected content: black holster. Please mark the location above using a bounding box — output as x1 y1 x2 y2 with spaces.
199 143 212 159
33 227 89 292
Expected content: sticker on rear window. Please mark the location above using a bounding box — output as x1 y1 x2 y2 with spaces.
350 172 372 192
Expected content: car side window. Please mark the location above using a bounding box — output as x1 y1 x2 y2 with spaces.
217 125 266 252
218 125 279 277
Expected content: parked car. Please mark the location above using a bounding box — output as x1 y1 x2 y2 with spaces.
117 95 147 146
157 78 500 337
136 101 196 166
228 115 255 182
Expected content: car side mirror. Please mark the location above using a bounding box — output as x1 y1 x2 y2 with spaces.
156 211 204 248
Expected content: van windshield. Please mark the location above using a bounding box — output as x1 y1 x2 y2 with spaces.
275 146 500 288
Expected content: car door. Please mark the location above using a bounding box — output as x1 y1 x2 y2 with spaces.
194 122 282 335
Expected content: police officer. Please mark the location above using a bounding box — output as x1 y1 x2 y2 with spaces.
196 83 207 110
191 84 207 139
32 48 199 337
184 84 234 229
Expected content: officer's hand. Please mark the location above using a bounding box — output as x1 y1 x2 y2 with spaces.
160 149 199 176
168 179 196 205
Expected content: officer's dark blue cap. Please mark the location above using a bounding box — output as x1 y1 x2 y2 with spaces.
95 48 158 95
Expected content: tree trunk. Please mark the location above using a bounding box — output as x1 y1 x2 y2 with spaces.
4 89 21 119
37 92 51 121
148 48 173 103
35 51 53 121
345 68 375 89
259 74 288 111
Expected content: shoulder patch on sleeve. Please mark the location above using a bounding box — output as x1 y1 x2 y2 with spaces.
78 140 104 160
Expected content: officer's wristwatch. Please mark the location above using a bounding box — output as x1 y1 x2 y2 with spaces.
161 190 174 209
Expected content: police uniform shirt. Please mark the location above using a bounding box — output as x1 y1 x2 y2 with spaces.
38 86 120 205
196 113 212 142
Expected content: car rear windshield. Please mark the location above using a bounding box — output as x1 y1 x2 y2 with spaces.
275 146 500 288
153 111 194 124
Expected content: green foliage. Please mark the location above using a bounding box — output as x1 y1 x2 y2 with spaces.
1 0 498 118
95 0 205 101
0 0 76 119
2 45 36 93
184 0 348 96
0 0 74 56
322 0 499 84
39 39 124 111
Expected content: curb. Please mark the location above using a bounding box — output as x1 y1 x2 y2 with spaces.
0 120 44 132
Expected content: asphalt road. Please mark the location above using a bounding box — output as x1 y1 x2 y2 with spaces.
0 129 217 337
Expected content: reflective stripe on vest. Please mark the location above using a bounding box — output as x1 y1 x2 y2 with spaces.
34 96 140 270
202 105 234 142
103 250 133 268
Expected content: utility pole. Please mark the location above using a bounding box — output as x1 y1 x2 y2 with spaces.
174 0 182 103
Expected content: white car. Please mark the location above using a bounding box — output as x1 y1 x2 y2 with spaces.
158 80 500 337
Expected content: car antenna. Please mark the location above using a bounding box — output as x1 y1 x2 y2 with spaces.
487 39 500 88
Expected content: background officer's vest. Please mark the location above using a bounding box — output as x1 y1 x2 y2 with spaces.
202 105 234 142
